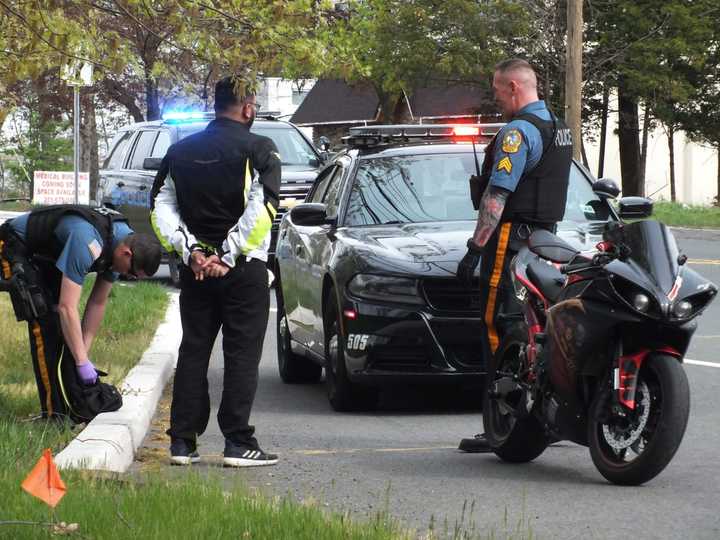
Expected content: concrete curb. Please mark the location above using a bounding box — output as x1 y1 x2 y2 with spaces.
55 291 181 472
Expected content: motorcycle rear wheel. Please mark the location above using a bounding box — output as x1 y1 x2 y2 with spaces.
588 354 690 486
483 322 549 463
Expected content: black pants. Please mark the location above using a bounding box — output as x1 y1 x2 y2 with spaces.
0 225 78 421
478 222 548 360
168 258 269 449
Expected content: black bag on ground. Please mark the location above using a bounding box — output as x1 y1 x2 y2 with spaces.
59 354 123 423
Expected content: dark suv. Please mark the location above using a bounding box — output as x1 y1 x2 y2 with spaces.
97 112 324 283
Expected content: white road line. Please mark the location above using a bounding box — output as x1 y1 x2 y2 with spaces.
686 359 720 369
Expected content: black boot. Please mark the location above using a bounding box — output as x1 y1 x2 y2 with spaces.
458 433 493 453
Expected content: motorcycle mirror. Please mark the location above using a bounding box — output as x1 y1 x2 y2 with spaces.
593 178 621 199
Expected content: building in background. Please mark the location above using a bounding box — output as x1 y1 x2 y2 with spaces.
290 79 498 148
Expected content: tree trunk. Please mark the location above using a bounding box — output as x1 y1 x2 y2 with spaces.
639 105 651 197
617 80 642 196
375 88 402 124
667 124 676 202
101 78 145 122
598 85 609 178
145 69 161 121
80 90 100 201
716 145 719 207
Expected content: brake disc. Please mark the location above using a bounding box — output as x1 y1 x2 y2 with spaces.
602 380 651 452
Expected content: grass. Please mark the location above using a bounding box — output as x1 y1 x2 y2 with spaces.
0 276 169 418
648 201 720 229
0 200 32 212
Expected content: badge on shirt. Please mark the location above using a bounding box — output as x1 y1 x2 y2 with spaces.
87 239 102 261
497 156 513 174
271 151 282 162
501 129 522 153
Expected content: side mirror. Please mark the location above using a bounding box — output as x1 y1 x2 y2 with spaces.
618 196 653 219
290 203 330 227
528 229 579 263
143 157 162 171
593 178 621 199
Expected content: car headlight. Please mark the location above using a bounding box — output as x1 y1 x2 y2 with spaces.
347 274 424 305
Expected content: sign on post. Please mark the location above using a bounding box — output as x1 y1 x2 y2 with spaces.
33 171 90 205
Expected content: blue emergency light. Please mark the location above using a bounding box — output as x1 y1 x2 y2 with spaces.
162 111 214 123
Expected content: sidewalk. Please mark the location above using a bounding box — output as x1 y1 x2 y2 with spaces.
55 291 181 472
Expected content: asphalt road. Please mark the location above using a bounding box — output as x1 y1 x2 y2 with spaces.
145 227 720 540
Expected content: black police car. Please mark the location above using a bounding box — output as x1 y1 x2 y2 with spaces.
274 124 634 412
97 112 326 284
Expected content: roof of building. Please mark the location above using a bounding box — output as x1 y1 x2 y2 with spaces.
290 79 498 125
290 79 379 125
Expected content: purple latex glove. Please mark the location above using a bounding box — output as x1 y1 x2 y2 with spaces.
76 360 98 385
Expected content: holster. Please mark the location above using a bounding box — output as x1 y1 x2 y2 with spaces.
0 226 48 322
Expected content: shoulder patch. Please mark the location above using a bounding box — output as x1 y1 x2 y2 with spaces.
271 151 282 161
87 239 102 261
501 129 522 153
497 156 513 174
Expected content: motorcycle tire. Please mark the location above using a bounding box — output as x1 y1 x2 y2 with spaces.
588 354 690 486
483 322 549 463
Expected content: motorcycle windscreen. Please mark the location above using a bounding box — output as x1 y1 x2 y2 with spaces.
608 220 680 295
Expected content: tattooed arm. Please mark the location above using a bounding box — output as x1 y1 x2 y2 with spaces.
470 186 511 248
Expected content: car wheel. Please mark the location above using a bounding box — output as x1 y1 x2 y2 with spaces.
324 290 378 412
276 278 322 384
168 254 181 288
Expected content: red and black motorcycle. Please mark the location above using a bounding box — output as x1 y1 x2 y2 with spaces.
483 219 717 485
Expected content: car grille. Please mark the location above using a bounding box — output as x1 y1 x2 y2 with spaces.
369 346 431 371
421 278 483 312
275 181 315 227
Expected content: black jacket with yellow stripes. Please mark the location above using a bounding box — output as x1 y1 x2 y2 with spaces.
159 117 281 251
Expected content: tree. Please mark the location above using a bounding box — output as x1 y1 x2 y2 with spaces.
587 0 718 196
329 0 529 122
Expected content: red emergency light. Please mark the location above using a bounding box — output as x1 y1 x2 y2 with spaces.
452 126 480 137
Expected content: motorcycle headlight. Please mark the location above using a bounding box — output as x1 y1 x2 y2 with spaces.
347 274 424 305
632 293 650 313
672 300 693 318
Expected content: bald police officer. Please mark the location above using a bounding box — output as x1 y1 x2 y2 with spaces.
456 58 574 452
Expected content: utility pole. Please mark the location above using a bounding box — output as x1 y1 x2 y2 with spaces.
565 0 583 161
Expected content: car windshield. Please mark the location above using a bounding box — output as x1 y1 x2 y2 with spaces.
345 153 479 226
253 126 318 166
345 152 612 227
179 123 317 167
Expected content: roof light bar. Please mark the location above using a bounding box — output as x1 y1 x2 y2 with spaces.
343 123 505 148
162 111 215 122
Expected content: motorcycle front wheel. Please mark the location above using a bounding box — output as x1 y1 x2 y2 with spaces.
588 354 690 486
483 322 549 463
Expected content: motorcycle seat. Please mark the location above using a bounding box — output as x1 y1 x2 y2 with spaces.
526 259 565 304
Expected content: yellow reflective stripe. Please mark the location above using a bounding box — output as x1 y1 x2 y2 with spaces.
266 202 277 218
57 349 78 419
150 210 176 254
243 210 272 254
31 322 53 416
0 240 11 279
484 222 512 354
244 160 252 205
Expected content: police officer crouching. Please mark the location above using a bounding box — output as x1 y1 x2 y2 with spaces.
0 205 161 422
151 75 280 467
456 58 574 452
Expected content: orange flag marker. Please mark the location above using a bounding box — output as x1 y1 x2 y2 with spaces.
21 448 67 508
